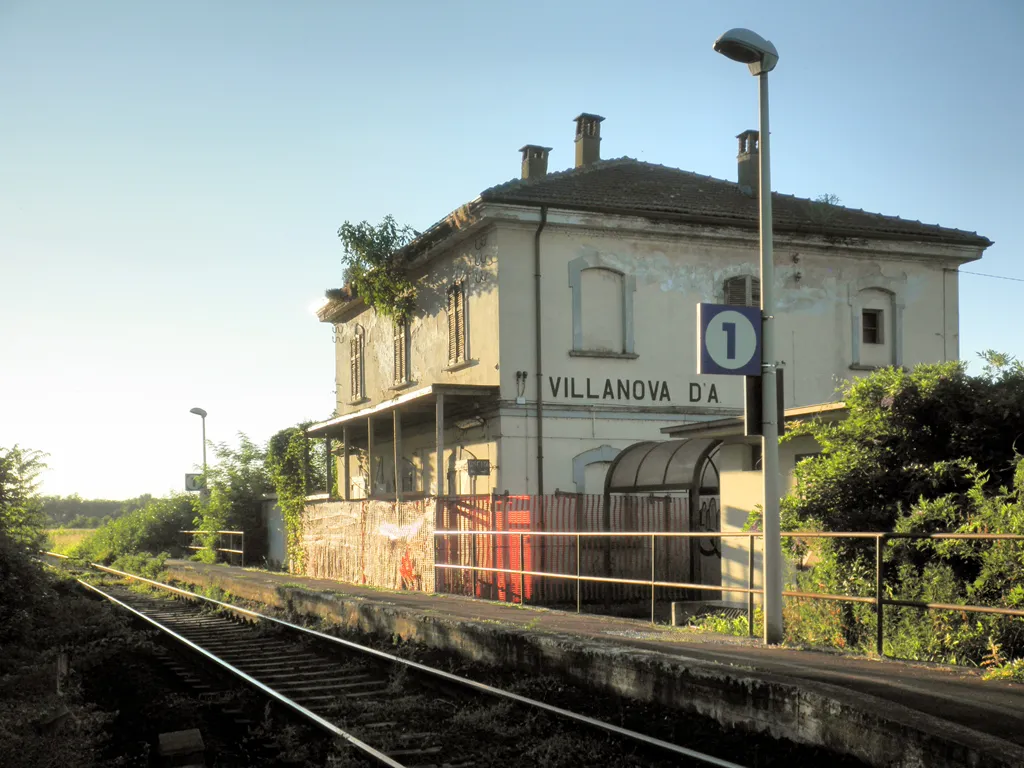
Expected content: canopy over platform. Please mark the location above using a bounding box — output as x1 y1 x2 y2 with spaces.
305 384 500 442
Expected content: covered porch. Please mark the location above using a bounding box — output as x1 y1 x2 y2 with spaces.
304 384 500 501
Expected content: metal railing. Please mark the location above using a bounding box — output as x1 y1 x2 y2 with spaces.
180 529 245 566
433 529 1024 655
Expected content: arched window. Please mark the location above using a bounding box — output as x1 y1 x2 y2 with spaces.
723 275 760 307
568 252 637 358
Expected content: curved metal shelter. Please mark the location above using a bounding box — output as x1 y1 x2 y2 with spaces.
602 438 722 589
604 438 721 495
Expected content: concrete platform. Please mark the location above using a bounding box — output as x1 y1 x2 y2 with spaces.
163 560 1024 768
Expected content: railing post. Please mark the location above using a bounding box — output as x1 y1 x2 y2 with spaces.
876 533 885 657
519 532 526 605
471 533 478 598
650 533 656 625
576 532 582 614
748 534 755 637
240 531 245 567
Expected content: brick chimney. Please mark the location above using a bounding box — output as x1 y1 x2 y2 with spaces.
574 113 604 167
520 145 552 179
736 130 759 197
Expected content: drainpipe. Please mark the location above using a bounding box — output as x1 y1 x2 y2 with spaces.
534 207 548 497
534 206 548 602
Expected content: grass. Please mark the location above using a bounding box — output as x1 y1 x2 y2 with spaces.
46 528 93 554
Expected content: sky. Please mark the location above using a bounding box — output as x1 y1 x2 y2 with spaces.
2 1 1022 500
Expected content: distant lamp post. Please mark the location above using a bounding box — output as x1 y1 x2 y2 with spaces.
189 407 208 483
713 27 783 645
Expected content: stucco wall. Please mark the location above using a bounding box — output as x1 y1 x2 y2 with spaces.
333 229 500 416
718 435 821 607
495 213 962 414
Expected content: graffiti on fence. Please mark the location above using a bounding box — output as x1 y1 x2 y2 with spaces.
697 497 721 558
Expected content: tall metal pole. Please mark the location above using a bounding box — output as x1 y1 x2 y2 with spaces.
758 70 783 645
200 415 207 478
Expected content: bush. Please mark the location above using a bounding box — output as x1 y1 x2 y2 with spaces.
778 357 1024 664
70 494 196 565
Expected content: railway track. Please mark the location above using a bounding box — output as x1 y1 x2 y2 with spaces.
52 556 747 768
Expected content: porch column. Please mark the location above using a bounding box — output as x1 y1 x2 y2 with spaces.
366 416 374 499
342 426 350 501
435 393 445 497
324 436 332 497
393 409 402 502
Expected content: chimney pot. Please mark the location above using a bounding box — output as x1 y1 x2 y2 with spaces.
519 145 552 180
736 129 759 197
573 113 605 167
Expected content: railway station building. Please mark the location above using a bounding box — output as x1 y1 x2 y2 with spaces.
301 113 990 601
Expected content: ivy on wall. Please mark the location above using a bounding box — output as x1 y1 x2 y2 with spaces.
267 426 311 572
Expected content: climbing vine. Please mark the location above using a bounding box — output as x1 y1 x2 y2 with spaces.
267 426 310 572
332 215 418 321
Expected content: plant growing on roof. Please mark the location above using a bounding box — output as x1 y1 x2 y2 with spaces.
333 215 419 322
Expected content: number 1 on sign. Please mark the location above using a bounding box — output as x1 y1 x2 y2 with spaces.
723 322 736 359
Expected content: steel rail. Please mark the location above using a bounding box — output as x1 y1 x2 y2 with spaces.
76 577 404 767
82 561 746 768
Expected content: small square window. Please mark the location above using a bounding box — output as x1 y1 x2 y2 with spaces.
862 309 884 345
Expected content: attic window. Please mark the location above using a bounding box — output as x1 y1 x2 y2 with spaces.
724 276 760 307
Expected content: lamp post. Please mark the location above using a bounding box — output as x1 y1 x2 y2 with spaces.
714 27 783 645
189 407 208 489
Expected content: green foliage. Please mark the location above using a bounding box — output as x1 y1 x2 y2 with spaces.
780 356 1024 663
267 425 324 571
687 608 762 637
69 494 195 565
0 445 48 549
190 434 272 562
334 215 418 321
41 493 148 528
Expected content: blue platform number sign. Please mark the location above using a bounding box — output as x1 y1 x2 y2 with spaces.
697 303 762 377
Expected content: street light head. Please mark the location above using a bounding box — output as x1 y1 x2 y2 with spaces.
189 407 207 418
714 28 778 75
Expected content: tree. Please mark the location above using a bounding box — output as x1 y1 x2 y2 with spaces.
0 445 48 549
194 433 273 558
332 215 418 321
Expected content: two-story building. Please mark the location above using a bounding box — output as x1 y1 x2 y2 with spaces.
307 113 989 508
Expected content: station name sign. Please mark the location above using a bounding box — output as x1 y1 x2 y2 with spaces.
548 376 720 404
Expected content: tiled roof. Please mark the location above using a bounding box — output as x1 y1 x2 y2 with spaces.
479 158 991 247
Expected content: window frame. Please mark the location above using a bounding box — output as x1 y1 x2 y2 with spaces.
446 280 468 367
349 325 365 403
567 252 638 359
393 318 409 386
861 308 884 345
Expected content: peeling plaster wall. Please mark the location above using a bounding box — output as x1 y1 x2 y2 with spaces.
495 213 966 415
332 230 500 416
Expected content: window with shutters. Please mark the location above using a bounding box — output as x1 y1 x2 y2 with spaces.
723 275 761 307
393 319 408 385
349 325 365 402
446 281 467 366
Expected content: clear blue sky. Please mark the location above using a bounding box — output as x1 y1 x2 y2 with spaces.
2 1 1021 499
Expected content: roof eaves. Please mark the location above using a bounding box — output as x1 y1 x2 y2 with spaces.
480 194 991 248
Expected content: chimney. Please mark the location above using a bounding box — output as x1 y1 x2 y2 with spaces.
520 145 552 179
574 113 604 167
736 129 759 197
